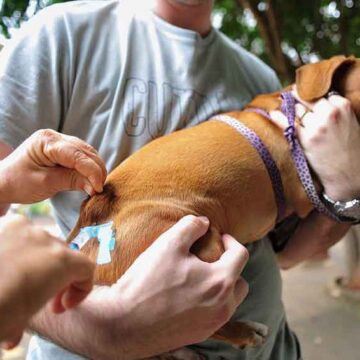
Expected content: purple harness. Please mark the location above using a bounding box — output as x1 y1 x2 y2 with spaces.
213 91 343 223
213 114 286 223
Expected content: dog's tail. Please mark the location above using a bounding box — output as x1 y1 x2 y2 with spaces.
67 182 119 243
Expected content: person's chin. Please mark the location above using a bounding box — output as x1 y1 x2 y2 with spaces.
168 0 210 6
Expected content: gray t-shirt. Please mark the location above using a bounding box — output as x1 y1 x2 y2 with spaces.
0 0 300 359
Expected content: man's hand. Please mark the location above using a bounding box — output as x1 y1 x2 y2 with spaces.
270 89 357 268
270 88 360 201
0 214 95 349
106 215 249 357
30 216 249 360
295 91 360 200
0 129 107 204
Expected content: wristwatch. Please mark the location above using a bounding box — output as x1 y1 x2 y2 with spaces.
321 193 360 224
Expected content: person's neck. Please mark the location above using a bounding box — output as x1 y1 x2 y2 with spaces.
153 1 213 37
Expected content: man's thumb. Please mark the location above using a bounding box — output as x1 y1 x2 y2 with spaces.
158 215 210 252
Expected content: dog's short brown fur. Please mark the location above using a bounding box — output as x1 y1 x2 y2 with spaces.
67 56 360 348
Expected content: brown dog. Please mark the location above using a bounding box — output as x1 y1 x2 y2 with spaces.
67 55 360 349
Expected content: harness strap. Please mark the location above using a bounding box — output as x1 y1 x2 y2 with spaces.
280 91 343 222
244 107 273 121
212 114 286 223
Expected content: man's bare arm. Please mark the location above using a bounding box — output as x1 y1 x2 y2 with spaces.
0 215 95 348
277 211 350 269
30 216 250 360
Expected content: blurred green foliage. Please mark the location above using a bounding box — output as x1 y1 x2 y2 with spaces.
1 0 360 82
16 200 51 217
214 0 360 82
0 0 72 38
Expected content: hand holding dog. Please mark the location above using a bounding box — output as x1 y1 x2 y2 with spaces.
295 91 360 201
0 129 107 205
63 216 249 359
270 88 360 201
0 214 95 350
271 89 357 268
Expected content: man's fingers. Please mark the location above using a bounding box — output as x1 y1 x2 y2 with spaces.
43 167 95 196
37 130 106 192
52 167 83 193
21 233 94 315
48 249 95 313
59 281 93 311
216 234 249 278
296 98 340 145
65 135 107 182
54 144 105 193
269 103 312 132
50 279 93 314
40 133 106 193
294 86 351 121
53 251 94 312
311 97 336 116
156 215 210 252
49 289 67 314
64 250 95 285
268 110 288 130
73 147 107 187
327 94 353 119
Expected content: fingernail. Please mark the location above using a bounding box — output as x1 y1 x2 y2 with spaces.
84 184 94 196
88 176 99 192
198 216 210 224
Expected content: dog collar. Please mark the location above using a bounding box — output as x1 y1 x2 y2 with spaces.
212 114 286 223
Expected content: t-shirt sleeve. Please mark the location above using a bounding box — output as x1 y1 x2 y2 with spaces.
269 70 282 92
0 5 70 148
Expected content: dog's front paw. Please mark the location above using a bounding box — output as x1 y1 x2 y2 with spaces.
212 319 269 349
235 320 269 348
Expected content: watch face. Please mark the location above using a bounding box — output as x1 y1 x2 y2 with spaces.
335 199 360 220
322 193 360 222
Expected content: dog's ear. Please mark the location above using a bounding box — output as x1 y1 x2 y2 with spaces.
296 55 356 101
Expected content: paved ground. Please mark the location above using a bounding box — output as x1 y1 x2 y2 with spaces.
283 241 360 360
1 225 360 360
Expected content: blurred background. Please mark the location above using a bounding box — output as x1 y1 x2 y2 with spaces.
1 0 360 359
2 0 360 83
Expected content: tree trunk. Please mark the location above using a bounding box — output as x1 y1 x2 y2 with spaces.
236 0 293 83
337 0 349 55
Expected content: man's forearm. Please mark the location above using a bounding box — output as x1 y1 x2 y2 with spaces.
29 288 128 360
277 211 350 270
